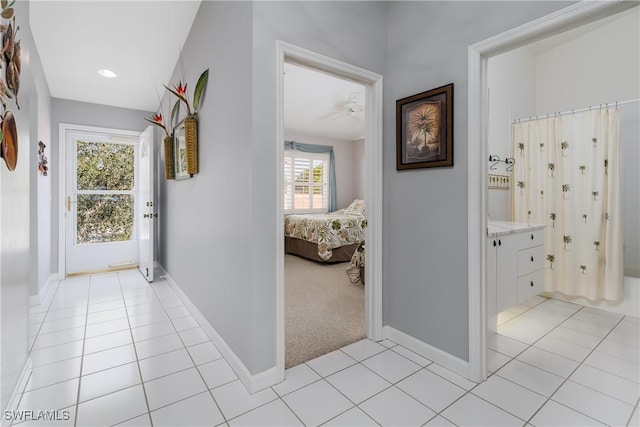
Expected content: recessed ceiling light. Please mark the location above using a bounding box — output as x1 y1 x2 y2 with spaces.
97 69 117 78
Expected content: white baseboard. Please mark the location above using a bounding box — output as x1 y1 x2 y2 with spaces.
383 326 471 380
541 276 640 318
1 357 32 427
156 265 277 394
29 274 56 306
50 273 64 281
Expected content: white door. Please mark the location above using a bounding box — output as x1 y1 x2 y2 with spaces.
65 128 140 275
138 125 155 282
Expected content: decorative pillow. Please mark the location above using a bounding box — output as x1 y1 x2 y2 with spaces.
344 199 365 216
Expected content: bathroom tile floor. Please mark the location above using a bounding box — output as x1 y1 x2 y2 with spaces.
9 271 639 426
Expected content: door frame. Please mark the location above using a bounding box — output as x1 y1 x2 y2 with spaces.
138 125 156 283
467 1 635 382
58 123 143 277
275 41 383 381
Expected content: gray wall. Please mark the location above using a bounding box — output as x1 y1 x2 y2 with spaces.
30 16 53 299
158 0 257 372
35 81 53 295
159 1 387 374
250 2 387 372
384 1 572 361
250 1 387 373
50 98 153 274
0 1 586 408
159 1 575 374
620 102 640 277
1 0 49 411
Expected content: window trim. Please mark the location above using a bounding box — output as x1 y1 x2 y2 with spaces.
284 149 330 214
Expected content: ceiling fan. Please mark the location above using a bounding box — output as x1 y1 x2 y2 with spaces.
320 92 364 121
344 93 364 115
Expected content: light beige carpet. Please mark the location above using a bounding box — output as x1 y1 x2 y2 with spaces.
285 254 364 368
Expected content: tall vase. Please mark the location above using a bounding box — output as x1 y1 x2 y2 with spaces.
184 116 199 175
163 136 175 180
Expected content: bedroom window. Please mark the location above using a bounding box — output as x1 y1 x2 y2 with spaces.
284 151 330 213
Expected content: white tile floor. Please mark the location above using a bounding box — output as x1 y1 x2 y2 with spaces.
11 272 640 426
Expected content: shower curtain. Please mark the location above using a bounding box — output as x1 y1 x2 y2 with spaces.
512 107 623 301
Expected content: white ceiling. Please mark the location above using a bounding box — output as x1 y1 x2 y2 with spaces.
25 3 636 136
284 62 366 142
29 2 365 140
30 1 201 112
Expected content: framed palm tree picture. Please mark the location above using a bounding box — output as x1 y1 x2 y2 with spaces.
396 83 453 170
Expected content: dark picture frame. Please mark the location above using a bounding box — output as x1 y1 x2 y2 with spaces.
396 83 453 170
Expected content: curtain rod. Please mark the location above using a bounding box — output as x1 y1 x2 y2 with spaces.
511 98 640 124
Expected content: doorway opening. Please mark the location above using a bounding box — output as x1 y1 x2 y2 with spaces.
275 42 383 380
58 124 154 278
467 2 637 382
282 62 367 368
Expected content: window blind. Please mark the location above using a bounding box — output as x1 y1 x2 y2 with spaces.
284 151 330 213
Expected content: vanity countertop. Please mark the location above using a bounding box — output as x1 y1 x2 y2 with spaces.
487 220 545 237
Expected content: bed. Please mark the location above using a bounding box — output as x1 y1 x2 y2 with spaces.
284 199 366 263
346 241 365 284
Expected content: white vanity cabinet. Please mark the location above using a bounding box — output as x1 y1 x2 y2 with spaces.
487 222 545 316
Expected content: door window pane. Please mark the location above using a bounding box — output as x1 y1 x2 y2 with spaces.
76 141 135 191
76 194 134 244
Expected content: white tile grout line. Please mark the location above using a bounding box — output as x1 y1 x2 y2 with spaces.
434 299 561 421
417 299 629 426
277 393 314 426
31 300 194 352
16 279 640 427
297 347 442 426
491 299 633 425
71 275 92 427
522 312 631 425
114 271 157 427
27 281 65 354
22 273 166 424
10 283 62 426
627 399 640 427
45 300 624 426
143 273 228 425
23 278 282 424
146 276 311 425
21 331 231 397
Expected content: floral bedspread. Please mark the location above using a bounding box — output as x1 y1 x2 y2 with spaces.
284 210 367 261
346 241 365 283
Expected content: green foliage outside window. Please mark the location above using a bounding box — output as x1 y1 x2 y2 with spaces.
76 141 134 190
76 141 135 244
77 195 134 244
295 163 325 195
